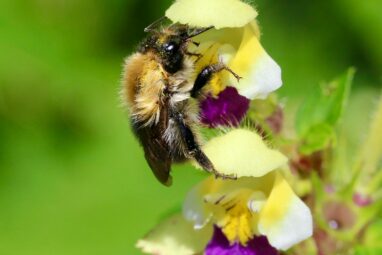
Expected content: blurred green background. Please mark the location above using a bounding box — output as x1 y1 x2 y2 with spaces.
0 0 381 254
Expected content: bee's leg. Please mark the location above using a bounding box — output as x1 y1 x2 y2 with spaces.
172 112 214 171
185 51 202 62
190 62 242 98
172 112 236 179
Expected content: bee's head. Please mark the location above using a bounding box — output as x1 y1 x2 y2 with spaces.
139 22 212 74
156 27 189 73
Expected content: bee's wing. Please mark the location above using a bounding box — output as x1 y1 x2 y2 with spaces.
133 110 172 186
142 134 172 186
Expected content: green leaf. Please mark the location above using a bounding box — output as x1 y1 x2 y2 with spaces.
296 68 355 153
299 123 336 155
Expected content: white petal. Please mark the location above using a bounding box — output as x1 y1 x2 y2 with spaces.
136 214 212 255
238 52 282 99
258 174 313 250
183 179 212 229
218 44 236 64
247 191 267 213
227 23 282 99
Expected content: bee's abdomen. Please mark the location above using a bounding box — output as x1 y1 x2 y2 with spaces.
122 52 166 126
122 53 145 107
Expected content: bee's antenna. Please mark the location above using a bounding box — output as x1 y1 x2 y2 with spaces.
144 16 167 33
187 26 214 38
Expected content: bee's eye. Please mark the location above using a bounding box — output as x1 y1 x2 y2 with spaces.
164 42 178 53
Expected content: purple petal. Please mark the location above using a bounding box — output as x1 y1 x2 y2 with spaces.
200 87 250 128
205 226 279 255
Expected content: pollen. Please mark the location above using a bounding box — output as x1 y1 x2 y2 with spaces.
215 190 255 246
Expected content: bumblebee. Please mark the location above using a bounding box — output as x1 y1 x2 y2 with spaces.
121 19 241 186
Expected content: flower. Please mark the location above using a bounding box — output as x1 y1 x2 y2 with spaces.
200 86 250 127
137 130 313 254
166 0 282 99
183 171 313 251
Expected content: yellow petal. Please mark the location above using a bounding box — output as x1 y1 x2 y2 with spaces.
199 129 288 178
136 214 212 255
227 23 282 99
250 20 261 39
258 173 313 250
165 0 257 29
